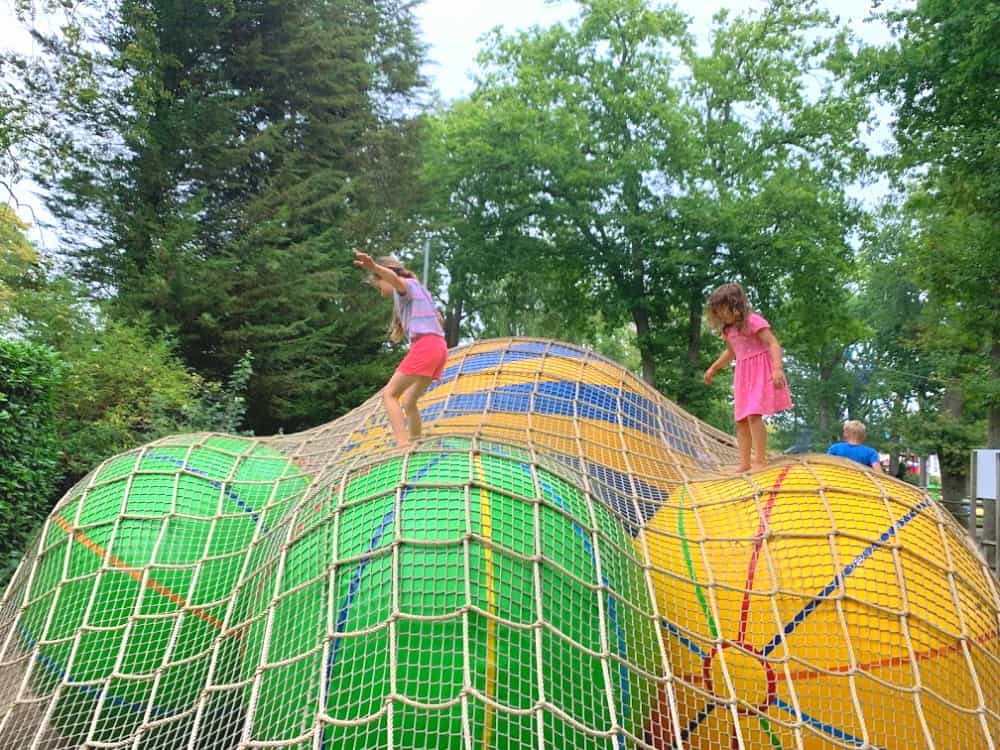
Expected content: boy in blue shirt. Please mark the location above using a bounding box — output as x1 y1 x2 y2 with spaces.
828 420 883 472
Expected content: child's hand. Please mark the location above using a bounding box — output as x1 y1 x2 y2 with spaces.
772 369 787 388
703 368 714 385
353 250 376 270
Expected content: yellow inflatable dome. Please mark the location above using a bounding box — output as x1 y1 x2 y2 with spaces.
642 461 1000 749
0 337 996 750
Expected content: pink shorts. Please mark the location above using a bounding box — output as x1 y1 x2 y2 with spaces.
397 334 448 380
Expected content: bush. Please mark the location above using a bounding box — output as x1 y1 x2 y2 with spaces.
54 321 202 483
54 322 255 487
0 340 63 585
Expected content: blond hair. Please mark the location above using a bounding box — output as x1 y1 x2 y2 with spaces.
843 420 867 441
374 256 417 344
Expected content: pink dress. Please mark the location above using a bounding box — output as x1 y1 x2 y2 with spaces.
724 312 792 421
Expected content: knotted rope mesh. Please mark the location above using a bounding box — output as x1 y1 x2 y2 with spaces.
1 338 998 749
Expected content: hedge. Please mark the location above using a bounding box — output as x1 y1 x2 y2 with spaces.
0 340 63 585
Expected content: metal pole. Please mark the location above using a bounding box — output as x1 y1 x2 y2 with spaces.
423 237 431 286
969 451 979 540
994 452 1000 575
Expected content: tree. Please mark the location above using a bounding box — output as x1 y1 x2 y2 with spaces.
1 207 252 494
14 0 429 432
424 0 692 384
0 339 62 586
664 0 869 421
850 213 929 466
425 0 869 428
864 0 1000 439
0 205 43 324
858 0 1000 497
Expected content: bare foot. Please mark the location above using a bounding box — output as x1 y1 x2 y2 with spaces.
721 463 751 473
751 462 768 471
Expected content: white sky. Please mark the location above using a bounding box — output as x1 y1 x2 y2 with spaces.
1 0 894 249
417 0 892 101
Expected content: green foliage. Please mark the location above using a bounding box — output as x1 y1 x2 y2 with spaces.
0 339 63 585
864 0 1000 196
898 405 984 479
852 0 999 495
13 0 428 433
424 0 692 383
0 206 41 319
6 264 256 506
425 0 870 437
53 319 200 481
842 213 931 454
177 350 254 436
2 213 253 488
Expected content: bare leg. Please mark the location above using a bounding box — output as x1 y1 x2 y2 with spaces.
383 371 428 448
748 414 768 469
735 418 752 472
400 376 434 441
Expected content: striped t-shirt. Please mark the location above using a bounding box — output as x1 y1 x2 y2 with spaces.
393 278 444 343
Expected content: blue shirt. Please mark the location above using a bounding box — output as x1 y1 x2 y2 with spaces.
827 442 881 468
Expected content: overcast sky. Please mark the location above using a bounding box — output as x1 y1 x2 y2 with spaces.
1 0 893 247
416 0 891 101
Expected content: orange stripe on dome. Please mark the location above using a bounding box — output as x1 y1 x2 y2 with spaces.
52 515 232 634
785 628 1000 681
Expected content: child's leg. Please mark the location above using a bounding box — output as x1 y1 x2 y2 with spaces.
747 414 767 468
735 418 752 471
383 372 428 447
400 376 434 440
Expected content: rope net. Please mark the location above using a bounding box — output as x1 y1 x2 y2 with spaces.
1 338 998 749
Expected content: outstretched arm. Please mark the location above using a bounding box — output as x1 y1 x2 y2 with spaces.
704 343 735 385
353 251 409 294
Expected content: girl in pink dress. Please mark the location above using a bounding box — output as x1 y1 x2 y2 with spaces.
703 283 792 472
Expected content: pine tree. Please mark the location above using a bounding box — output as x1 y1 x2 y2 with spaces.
19 0 428 431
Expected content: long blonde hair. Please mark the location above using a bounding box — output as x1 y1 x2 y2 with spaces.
375 256 417 343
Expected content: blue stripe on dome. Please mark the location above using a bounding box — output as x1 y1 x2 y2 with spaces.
434 342 587 382
422 380 698 458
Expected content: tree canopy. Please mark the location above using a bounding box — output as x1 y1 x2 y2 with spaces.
0 0 996 527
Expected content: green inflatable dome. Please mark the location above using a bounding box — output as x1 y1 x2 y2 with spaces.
17 435 308 745
235 440 658 749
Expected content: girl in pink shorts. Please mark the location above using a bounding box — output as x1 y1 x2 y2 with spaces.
354 251 448 447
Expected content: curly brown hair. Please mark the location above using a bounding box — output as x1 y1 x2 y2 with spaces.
705 282 751 333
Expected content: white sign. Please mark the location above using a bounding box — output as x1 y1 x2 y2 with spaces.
974 449 1000 500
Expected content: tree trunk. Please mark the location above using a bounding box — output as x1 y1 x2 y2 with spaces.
632 305 656 385
686 293 703 375
817 398 835 445
939 386 966 504
444 301 462 348
816 359 839 444
888 444 900 477
444 285 464 348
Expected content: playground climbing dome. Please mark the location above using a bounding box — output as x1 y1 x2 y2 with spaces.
0 338 998 749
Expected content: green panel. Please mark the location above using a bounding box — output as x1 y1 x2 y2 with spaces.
16 437 306 746
18 440 656 749
246 449 657 749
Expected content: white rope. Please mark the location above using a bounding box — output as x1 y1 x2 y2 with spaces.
0 337 997 750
